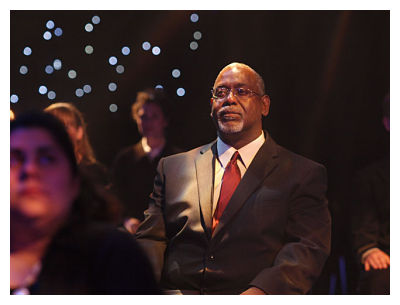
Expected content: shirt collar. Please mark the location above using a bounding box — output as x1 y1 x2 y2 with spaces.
216 131 265 169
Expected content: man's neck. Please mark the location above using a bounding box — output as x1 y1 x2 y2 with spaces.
218 130 263 150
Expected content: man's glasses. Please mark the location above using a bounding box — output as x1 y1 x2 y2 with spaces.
211 87 263 100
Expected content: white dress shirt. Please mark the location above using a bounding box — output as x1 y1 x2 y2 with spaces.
212 132 266 214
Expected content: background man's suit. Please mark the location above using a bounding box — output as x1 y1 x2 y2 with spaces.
135 132 331 294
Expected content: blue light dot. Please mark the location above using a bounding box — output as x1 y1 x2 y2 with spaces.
45 65 54 74
54 27 63 36
19 65 28 75
46 20 55 29
108 82 117 92
83 84 92 93
85 23 94 32
68 70 77 79
108 56 117 65
39 85 48 95
85 45 94 54
190 13 199 23
155 85 163 89
92 16 101 24
177 88 186 97
109 104 118 112
10 94 19 103
142 41 151 51
190 41 199 50
53 59 62 70
152 46 161 55
43 31 52 40
172 69 181 78
48 91 56 100
23 47 32 56
75 88 84 97
116 65 125 74
121 46 130 55
194 31 202 40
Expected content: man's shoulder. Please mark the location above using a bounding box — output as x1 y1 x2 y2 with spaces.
162 141 216 162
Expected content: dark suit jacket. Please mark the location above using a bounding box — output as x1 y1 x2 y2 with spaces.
135 133 331 294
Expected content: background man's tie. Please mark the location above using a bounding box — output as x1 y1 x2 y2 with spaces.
212 151 241 232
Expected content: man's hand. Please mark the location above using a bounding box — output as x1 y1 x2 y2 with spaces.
240 287 266 295
123 217 141 234
364 249 390 271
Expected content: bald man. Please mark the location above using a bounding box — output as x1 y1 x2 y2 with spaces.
135 62 331 294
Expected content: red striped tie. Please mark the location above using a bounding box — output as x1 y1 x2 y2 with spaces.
212 151 241 232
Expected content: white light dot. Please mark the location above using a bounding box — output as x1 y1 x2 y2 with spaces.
75 88 84 97
23 47 32 56
19 65 28 75
83 84 92 93
177 88 186 97
43 31 52 40
155 85 163 89
85 45 94 54
39 85 48 95
54 27 63 36
190 41 199 50
92 16 101 24
85 23 94 32
194 31 202 40
53 59 62 70
45 65 54 74
108 82 117 92
10 94 19 103
108 56 117 66
172 69 181 78
109 104 118 112
152 46 161 55
116 65 125 74
121 46 130 55
46 20 55 29
142 41 151 51
48 91 56 100
190 13 199 23
68 70 77 79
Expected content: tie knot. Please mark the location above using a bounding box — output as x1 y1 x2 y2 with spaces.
230 151 240 164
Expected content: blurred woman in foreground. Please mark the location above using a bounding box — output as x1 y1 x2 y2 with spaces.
10 112 160 294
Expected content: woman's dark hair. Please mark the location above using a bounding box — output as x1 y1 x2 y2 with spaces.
131 88 170 122
11 111 121 225
10 111 78 175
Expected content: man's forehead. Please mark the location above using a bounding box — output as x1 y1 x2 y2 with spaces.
215 65 257 86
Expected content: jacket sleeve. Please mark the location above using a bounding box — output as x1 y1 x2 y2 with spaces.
134 158 168 281
249 164 331 294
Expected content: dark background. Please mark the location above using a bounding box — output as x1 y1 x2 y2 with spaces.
10 10 390 294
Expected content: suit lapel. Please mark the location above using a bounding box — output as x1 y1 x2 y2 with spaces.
212 133 279 238
195 141 217 238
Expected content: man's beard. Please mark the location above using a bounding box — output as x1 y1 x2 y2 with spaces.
217 119 244 134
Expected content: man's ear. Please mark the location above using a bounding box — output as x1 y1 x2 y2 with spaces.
261 95 270 117
210 98 214 117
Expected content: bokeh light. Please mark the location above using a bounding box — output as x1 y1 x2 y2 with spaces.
92 16 101 24
108 56 118 65
54 27 63 36
46 20 55 29
190 41 199 50
45 65 54 74
152 46 161 55
194 31 202 40
10 94 19 104
48 91 56 100
85 23 94 32
108 82 117 92
172 69 181 78
85 45 94 54
38 85 48 95
142 41 151 51
23 47 32 56
83 84 92 93
109 104 118 112
75 88 84 97
190 13 199 23
68 70 77 79
177 88 186 96
43 31 52 40
155 85 163 89
121 46 130 55
53 59 62 70
19 65 28 75
116 65 125 74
